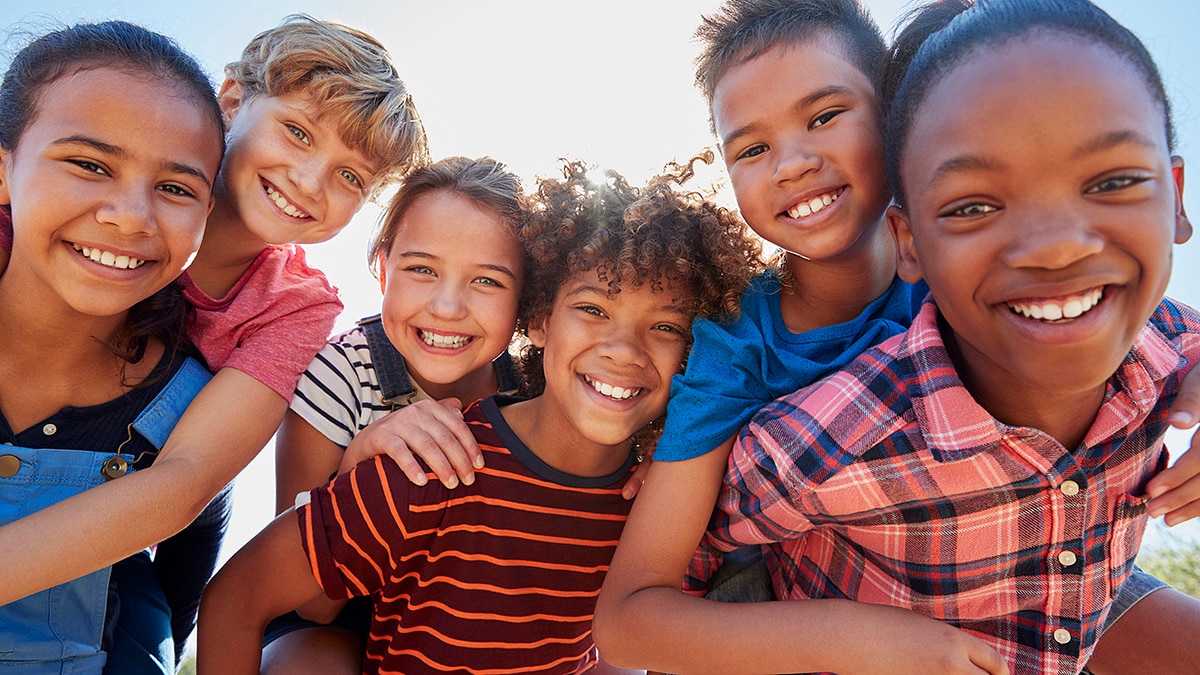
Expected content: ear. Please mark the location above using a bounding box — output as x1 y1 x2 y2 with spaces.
527 315 549 349
376 251 389 295
887 204 923 283
0 147 11 205
217 79 245 127
1172 155 1191 245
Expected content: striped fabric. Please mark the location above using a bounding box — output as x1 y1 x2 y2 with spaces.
299 395 634 674
290 324 419 449
690 299 1200 675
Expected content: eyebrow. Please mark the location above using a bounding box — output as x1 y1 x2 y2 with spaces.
565 283 693 315
720 85 855 151
52 134 213 189
1073 130 1158 158
926 154 1006 190
395 250 519 281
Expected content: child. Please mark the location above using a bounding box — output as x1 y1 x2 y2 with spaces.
197 160 759 674
261 156 529 674
0 14 429 664
599 0 1199 672
594 0 1200 671
0 21 224 672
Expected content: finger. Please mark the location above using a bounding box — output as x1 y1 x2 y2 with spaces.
430 401 485 472
383 440 432 487
414 411 480 485
400 429 461 489
1147 439 1200 501
971 645 1010 675
1168 368 1200 428
622 459 652 500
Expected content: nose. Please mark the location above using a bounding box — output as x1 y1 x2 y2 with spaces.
772 138 822 185
95 184 154 236
598 321 650 368
287 161 323 199
427 281 468 320
1001 203 1104 270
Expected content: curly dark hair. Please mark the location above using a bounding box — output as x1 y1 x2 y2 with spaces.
517 153 762 456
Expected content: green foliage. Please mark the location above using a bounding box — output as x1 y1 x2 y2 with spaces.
177 654 196 675
1136 535 1200 600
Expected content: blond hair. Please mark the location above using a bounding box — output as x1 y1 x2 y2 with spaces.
225 14 429 188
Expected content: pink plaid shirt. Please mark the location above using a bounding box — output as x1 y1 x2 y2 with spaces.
691 298 1200 675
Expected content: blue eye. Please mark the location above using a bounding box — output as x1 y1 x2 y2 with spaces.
339 169 361 186
287 124 310 144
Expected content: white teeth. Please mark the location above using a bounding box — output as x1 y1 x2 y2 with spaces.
1008 288 1104 322
419 330 471 349
786 190 841 219
585 375 641 400
264 184 311 219
73 244 145 269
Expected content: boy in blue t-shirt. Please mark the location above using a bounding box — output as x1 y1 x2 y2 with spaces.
595 0 1200 672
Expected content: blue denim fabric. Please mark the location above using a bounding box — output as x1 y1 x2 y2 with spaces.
1101 565 1168 633
0 358 210 674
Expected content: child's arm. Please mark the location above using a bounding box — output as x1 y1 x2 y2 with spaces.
198 508 325 675
0 368 283 605
594 442 1008 674
335 398 482 485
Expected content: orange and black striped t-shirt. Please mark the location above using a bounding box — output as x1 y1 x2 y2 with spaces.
298 394 635 674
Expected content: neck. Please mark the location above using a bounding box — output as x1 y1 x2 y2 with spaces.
777 218 897 334
941 319 1105 451
187 193 270 299
499 397 632 478
411 365 498 407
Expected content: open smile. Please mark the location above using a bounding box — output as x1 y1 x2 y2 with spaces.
583 374 643 401
418 328 473 349
263 181 311 219
784 187 844 219
71 243 147 270
1007 287 1104 322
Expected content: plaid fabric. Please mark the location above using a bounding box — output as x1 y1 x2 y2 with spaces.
690 298 1200 675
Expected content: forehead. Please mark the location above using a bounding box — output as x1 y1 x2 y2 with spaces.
711 32 876 139
25 67 222 166
903 34 1169 186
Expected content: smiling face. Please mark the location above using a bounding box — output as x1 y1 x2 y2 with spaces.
527 269 692 456
378 190 524 399
712 33 889 262
215 81 377 246
0 67 220 319
890 34 1187 420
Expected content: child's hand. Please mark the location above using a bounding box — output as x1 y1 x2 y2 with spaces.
621 458 652 500
1147 365 1200 525
836 604 1009 675
338 398 483 488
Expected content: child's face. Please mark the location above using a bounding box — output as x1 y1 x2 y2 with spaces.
217 81 376 246
528 269 692 453
378 190 524 391
890 35 1188 403
712 33 889 261
0 67 219 317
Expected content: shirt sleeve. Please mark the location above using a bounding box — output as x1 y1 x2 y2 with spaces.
297 456 411 599
185 245 342 401
290 337 368 449
657 312 778 462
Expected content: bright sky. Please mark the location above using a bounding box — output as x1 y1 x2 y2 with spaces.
3 0 1199 582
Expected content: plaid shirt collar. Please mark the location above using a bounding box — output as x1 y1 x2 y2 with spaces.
901 299 1185 463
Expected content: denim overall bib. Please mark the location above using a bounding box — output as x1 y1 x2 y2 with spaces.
0 358 210 674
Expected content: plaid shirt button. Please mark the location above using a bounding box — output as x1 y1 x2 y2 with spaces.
1060 480 1080 496
1053 629 1072 645
1058 550 1077 566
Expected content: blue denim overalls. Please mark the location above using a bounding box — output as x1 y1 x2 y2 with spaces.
0 357 210 674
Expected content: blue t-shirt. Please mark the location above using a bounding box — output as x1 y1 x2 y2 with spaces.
656 270 928 461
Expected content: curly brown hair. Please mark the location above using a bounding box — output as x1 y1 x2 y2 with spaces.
517 153 762 455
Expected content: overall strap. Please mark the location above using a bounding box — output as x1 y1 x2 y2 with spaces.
130 357 212 450
358 314 416 403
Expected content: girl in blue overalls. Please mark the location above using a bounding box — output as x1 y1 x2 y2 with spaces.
0 22 225 673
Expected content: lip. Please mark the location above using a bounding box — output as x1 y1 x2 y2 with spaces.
66 240 156 274
413 326 476 353
580 373 648 408
994 283 1119 346
779 186 847 223
261 178 313 221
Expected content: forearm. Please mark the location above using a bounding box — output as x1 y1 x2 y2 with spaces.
198 511 324 674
